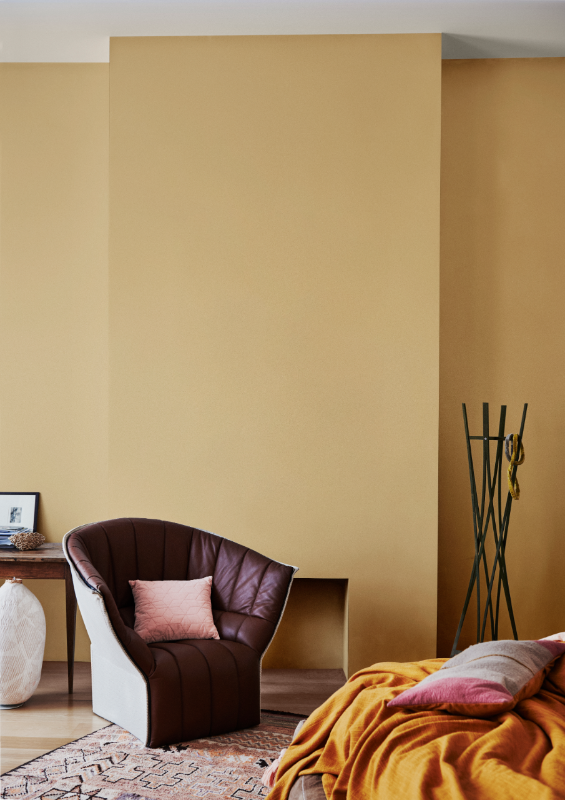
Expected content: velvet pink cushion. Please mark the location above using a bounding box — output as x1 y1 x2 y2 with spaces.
129 576 220 644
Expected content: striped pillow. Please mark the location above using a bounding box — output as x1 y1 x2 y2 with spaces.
388 639 565 717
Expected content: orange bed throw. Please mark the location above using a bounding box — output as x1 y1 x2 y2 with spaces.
268 657 565 799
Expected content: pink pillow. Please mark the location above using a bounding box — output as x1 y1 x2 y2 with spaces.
388 639 565 717
129 576 220 644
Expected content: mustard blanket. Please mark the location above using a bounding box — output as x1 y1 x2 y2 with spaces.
268 657 565 799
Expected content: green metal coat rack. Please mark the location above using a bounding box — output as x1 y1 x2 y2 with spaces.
451 402 528 657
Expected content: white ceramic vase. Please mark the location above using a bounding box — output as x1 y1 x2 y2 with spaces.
0 579 46 708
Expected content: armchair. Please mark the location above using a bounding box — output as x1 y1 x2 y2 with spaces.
63 518 296 747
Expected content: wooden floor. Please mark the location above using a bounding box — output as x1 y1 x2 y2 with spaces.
0 663 107 775
0 662 346 775
261 668 346 715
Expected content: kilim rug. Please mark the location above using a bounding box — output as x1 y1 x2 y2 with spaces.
1 711 305 800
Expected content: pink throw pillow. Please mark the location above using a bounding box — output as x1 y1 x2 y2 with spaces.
388 639 565 717
129 576 220 644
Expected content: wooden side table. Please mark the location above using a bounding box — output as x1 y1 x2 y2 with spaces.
0 543 77 693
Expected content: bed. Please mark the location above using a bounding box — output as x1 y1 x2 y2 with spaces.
266 640 565 800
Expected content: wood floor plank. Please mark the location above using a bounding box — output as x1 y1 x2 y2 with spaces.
0 662 107 775
2 736 81 749
261 668 346 715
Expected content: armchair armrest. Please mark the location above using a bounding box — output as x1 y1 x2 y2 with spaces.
64 529 154 677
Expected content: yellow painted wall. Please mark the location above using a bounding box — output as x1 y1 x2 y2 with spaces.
108 35 441 675
439 58 565 656
2 49 563 672
0 65 109 661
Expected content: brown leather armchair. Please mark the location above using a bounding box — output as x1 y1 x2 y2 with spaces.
64 518 296 747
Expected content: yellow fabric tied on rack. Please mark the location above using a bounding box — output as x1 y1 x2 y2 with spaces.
507 433 525 500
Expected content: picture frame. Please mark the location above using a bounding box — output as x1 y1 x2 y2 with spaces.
0 492 40 531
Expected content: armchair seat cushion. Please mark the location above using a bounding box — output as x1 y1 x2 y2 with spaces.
147 638 260 746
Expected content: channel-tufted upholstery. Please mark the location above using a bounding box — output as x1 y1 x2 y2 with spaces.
65 518 296 747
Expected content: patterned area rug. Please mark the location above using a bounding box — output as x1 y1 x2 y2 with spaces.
1 712 305 800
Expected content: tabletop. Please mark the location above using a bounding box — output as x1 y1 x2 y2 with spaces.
0 542 65 563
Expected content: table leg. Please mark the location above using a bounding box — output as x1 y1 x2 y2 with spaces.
64 563 77 694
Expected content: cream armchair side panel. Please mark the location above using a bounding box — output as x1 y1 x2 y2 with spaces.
63 531 149 745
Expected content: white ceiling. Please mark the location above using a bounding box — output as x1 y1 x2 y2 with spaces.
1 0 564 62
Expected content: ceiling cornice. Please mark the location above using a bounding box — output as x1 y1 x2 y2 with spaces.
1 1 565 63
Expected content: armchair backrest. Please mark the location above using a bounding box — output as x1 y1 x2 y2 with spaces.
67 518 296 667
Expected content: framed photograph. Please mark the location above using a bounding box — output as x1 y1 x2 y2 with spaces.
0 492 39 531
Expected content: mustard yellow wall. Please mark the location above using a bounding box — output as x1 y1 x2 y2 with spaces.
0 40 441 672
2 50 563 672
439 58 565 656
0 64 109 660
108 35 441 675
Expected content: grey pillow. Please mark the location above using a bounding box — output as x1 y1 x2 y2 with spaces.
288 775 326 800
388 638 565 716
